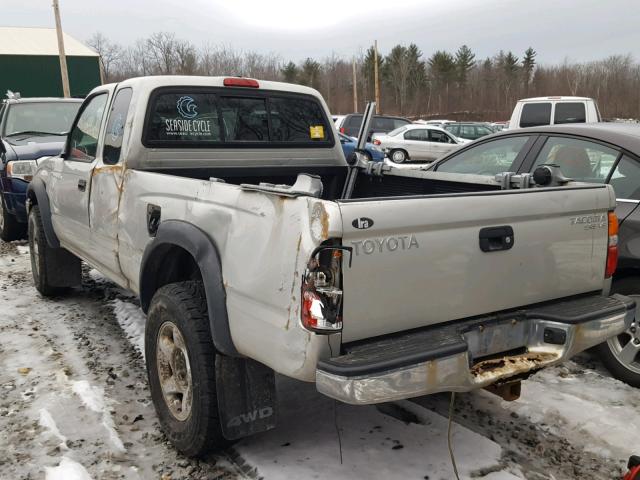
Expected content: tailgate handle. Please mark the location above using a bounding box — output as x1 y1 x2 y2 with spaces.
479 226 514 252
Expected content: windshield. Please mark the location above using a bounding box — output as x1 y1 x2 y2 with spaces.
4 102 81 137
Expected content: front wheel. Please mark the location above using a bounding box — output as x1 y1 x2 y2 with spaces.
28 205 80 296
146 281 228 457
0 195 26 241
389 149 408 164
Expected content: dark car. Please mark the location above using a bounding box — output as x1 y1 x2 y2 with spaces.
338 132 385 163
339 113 411 140
0 97 82 240
444 122 495 141
428 123 640 387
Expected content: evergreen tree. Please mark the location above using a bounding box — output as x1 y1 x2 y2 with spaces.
522 47 537 93
455 45 476 85
280 61 298 83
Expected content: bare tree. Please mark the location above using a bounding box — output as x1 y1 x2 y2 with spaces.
86 32 122 82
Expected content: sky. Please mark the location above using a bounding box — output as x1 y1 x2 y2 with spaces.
5 0 640 64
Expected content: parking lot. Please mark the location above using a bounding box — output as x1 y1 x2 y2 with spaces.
1 239 638 480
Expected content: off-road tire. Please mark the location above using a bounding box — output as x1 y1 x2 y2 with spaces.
146 280 228 457
28 205 80 296
0 195 26 242
595 277 640 387
389 149 408 164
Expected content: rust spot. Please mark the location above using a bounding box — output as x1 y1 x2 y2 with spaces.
320 206 329 240
92 164 123 177
471 352 558 381
425 360 438 387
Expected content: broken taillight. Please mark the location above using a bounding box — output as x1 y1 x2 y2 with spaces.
301 245 351 334
606 211 619 279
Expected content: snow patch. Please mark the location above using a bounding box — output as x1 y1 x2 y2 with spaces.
39 408 68 449
112 299 146 357
71 381 126 454
45 456 93 480
237 378 523 480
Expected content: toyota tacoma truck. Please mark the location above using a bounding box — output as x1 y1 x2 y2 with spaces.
25 76 635 457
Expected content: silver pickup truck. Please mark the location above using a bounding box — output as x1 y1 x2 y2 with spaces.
24 76 634 456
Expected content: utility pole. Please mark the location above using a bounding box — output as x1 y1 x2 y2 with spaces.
373 40 380 114
52 0 70 97
352 58 358 112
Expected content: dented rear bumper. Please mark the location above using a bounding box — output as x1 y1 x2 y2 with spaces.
316 294 635 405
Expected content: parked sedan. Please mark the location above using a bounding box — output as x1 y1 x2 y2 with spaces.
427 123 640 387
444 122 495 141
338 133 384 162
375 124 469 163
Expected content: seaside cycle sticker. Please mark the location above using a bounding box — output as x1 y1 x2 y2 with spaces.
164 95 213 137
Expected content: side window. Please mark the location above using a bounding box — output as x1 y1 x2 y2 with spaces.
344 115 362 129
530 137 619 182
436 136 530 175
68 93 108 162
404 129 425 141
429 130 453 143
103 88 133 165
476 126 493 138
609 155 640 200
520 103 551 128
460 125 476 139
554 103 586 124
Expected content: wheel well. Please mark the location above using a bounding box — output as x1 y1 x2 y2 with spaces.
140 244 203 311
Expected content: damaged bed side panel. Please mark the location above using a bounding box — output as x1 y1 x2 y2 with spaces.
117 170 343 381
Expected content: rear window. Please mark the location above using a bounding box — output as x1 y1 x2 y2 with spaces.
554 102 586 124
144 89 332 147
520 103 551 128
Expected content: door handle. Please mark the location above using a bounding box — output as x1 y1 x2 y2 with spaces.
479 226 514 252
77 179 87 192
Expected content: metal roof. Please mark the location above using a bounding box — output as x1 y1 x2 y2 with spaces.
493 123 640 154
0 27 99 57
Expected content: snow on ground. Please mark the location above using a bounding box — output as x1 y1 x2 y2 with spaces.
1 239 639 479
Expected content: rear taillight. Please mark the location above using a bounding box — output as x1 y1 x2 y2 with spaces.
223 77 259 88
301 245 351 334
606 211 619 278
340 127 345 134
373 139 381 145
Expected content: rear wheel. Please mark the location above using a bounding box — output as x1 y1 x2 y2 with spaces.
596 277 640 387
0 195 26 242
389 149 408 164
146 281 228 457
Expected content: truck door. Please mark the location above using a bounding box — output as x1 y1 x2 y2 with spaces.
49 92 109 252
87 87 133 285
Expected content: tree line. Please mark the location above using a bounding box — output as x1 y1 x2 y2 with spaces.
88 31 640 121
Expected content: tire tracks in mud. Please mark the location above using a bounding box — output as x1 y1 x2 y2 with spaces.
0 241 250 480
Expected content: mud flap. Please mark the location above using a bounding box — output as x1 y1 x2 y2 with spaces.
215 355 277 441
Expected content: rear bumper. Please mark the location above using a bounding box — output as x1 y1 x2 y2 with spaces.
316 294 635 405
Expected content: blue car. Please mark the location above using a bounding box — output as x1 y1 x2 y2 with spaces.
0 96 81 240
338 132 384 163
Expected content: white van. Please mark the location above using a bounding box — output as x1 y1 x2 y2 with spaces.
508 96 601 129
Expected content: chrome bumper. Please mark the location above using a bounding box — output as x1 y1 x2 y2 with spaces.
316 295 634 405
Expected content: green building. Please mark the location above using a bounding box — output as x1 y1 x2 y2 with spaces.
0 27 102 98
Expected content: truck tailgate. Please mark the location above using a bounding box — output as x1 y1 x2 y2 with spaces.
338 185 613 342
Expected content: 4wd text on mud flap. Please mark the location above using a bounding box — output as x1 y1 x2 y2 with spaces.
226 407 274 428
351 234 419 255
